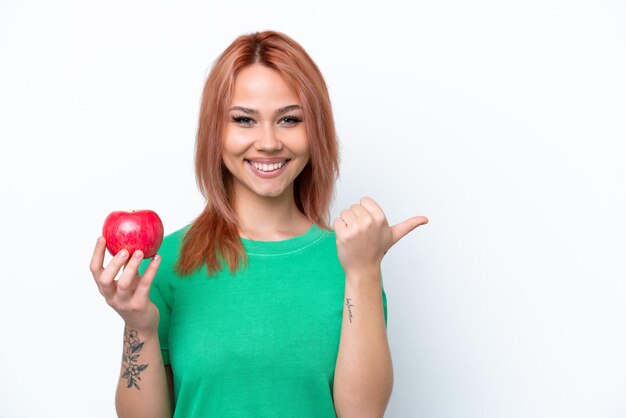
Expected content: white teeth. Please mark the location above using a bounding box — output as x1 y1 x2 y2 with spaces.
250 160 287 172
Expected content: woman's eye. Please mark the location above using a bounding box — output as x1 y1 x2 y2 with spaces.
232 115 254 125
280 115 303 125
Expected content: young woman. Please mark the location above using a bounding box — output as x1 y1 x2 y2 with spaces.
90 30 428 418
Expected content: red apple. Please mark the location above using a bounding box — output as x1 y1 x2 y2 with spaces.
102 209 164 258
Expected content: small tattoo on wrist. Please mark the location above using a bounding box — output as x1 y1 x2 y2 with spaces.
121 327 149 390
346 298 354 323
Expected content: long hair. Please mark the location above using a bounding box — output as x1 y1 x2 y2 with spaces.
176 30 340 277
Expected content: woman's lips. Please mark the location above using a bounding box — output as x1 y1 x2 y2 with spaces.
245 159 291 178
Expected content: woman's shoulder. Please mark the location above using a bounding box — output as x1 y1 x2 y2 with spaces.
139 224 192 283
162 223 191 245
157 224 191 258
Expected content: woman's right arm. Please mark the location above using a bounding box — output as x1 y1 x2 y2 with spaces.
90 237 173 418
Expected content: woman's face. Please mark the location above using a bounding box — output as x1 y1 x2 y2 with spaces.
222 63 309 202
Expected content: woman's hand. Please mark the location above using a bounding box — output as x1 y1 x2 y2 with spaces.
333 196 428 277
89 236 162 334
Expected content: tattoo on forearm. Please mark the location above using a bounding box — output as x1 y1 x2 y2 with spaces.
346 298 354 323
121 328 149 390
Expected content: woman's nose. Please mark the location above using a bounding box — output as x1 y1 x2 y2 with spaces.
255 124 283 152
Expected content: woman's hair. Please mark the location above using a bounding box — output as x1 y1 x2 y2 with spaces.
176 30 340 277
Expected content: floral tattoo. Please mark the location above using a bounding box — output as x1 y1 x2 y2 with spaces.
122 328 149 390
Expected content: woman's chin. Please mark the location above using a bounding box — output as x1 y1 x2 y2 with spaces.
244 183 291 199
255 188 289 199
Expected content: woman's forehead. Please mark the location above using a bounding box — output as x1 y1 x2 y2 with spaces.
231 64 300 106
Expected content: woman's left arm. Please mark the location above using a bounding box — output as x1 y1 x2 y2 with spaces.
332 197 428 418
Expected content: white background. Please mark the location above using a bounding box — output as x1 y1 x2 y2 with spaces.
1 0 624 417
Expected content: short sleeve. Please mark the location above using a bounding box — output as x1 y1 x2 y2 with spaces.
381 273 388 329
139 258 172 366
382 286 388 329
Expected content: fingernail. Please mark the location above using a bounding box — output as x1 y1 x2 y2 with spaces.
133 251 143 260
153 254 160 262
96 237 103 247
118 250 128 259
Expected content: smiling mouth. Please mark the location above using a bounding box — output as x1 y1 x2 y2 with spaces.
245 159 291 172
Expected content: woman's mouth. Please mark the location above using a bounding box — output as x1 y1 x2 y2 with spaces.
245 159 291 173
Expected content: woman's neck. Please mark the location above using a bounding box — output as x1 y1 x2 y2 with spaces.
232 187 312 241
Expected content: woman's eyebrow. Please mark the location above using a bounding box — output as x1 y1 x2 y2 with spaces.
228 104 301 116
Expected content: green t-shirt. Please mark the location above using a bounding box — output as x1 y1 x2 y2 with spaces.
140 223 388 417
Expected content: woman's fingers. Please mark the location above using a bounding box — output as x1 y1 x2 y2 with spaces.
333 217 348 236
98 249 130 298
349 203 371 220
131 255 161 305
89 237 105 278
89 236 108 298
359 196 387 224
116 250 144 299
340 209 357 228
